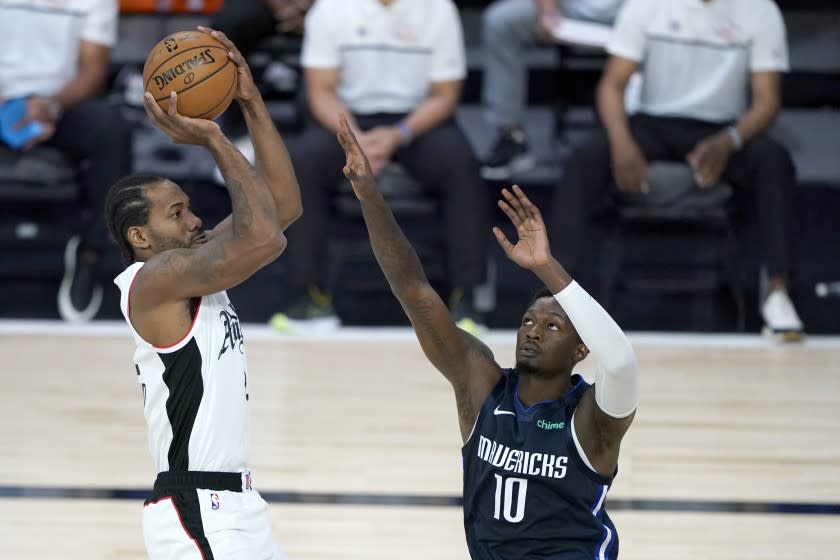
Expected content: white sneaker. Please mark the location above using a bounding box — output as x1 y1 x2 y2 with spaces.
761 289 804 342
213 136 255 185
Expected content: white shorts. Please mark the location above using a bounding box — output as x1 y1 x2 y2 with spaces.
142 470 286 560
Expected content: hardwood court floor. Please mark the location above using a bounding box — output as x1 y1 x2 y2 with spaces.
1 322 839 559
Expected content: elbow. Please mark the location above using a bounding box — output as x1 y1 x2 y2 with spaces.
605 341 637 377
765 98 782 122
596 79 621 108
280 203 303 230
595 76 612 98
393 281 435 307
263 230 288 260
242 221 287 259
439 92 461 118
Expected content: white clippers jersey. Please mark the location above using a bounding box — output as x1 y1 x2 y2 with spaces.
114 262 251 474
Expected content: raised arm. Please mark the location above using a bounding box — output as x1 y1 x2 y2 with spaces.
548 272 638 476
198 27 302 232
134 92 286 307
494 186 639 475
337 116 501 440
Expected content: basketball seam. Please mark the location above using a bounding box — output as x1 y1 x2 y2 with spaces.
194 69 238 120
144 44 230 93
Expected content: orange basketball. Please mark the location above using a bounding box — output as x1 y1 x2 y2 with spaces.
142 30 237 120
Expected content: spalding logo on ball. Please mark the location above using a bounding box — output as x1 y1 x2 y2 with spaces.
143 31 238 120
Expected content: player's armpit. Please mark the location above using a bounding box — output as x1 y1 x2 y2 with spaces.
571 388 635 476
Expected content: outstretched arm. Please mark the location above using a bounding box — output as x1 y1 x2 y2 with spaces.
337 116 501 442
494 186 639 475
135 93 285 306
198 27 302 233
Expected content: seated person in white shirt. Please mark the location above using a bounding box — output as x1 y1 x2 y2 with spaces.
480 0 626 180
0 0 132 323
550 0 804 340
273 0 488 332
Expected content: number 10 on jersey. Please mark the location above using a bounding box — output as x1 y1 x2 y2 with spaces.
493 474 528 523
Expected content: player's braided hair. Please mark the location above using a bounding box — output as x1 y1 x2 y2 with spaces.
104 173 166 265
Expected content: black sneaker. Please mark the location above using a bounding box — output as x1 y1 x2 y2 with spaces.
480 128 537 181
269 287 340 334
57 235 103 322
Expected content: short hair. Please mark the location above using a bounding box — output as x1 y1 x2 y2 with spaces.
104 173 166 265
527 287 553 308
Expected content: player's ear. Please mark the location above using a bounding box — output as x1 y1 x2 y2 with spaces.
573 343 589 364
127 226 151 251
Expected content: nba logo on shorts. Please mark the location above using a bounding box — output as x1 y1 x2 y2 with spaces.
210 493 220 511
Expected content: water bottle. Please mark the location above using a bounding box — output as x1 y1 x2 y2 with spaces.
815 281 840 298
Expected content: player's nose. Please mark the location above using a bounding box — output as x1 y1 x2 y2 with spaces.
525 325 541 340
189 214 203 231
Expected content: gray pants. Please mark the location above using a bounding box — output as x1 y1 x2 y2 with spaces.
482 0 622 128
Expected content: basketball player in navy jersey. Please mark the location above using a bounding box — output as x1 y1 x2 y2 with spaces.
105 29 300 559
337 114 639 560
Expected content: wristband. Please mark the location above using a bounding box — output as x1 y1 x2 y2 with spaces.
396 120 413 147
726 126 743 151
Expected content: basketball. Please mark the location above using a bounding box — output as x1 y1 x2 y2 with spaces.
142 30 237 120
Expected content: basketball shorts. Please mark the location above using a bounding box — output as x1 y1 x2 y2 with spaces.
142 470 286 560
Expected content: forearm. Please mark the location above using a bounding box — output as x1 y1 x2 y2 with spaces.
52 66 108 111
207 134 279 237
400 90 459 138
532 257 573 294
359 193 429 299
310 90 357 133
536 0 559 14
553 281 638 417
597 79 633 150
732 97 780 144
239 96 302 229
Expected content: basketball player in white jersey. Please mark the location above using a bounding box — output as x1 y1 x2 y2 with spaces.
106 28 301 559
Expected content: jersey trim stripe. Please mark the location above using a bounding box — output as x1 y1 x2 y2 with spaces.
173 491 215 559
125 264 141 323
144 495 210 559
571 412 597 472
154 298 203 351
591 485 613 560
160 339 204 471
124 264 204 352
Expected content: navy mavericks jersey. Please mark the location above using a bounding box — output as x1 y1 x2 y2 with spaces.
462 369 618 560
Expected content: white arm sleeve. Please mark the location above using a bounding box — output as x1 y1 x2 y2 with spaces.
553 281 639 418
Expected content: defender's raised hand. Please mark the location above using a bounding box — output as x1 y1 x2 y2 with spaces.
337 114 378 201
493 185 552 270
197 26 258 104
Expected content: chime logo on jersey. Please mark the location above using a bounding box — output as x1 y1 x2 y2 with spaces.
210 492 220 510
536 419 565 430
218 303 244 359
